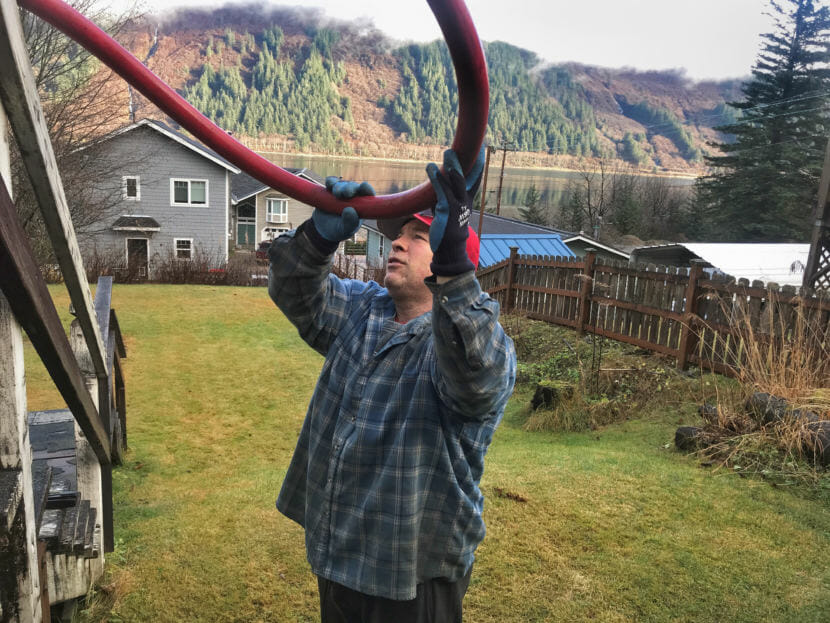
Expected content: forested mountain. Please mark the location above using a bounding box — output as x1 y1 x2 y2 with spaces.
116 4 743 173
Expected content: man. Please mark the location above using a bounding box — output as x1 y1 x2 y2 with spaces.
268 148 516 622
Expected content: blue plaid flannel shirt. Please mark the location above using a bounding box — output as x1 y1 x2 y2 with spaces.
268 227 516 600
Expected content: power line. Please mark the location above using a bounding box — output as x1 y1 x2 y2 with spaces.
629 89 830 136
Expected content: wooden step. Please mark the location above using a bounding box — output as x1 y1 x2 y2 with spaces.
59 505 79 554
38 499 100 558
39 508 63 548
28 410 77 503
31 462 52 532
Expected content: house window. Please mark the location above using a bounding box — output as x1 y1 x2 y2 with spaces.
171 179 208 206
378 235 385 257
174 238 193 260
266 198 288 223
263 226 290 241
123 176 140 200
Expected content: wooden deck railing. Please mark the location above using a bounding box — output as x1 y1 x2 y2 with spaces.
477 248 830 377
0 2 128 619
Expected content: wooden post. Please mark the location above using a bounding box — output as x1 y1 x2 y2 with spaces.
0 101 44 622
69 320 109 559
505 247 519 313
495 146 508 216
803 136 830 292
477 145 494 239
677 260 706 370
577 249 596 335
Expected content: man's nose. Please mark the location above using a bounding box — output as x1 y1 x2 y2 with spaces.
392 236 406 252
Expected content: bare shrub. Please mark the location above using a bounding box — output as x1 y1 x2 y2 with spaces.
331 253 386 284
154 248 229 285
82 247 145 284
694 294 830 481
225 253 268 286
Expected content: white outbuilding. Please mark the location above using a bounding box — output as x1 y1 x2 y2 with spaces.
629 243 810 287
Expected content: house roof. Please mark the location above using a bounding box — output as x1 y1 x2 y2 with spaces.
562 234 630 260
478 234 574 268
631 243 810 286
231 168 325 203
112 215 161 231
101 119 240 173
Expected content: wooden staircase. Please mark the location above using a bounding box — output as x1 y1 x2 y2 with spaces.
29 411 100 561
1 2 128 619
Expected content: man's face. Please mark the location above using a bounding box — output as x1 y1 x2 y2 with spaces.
384 219 433 300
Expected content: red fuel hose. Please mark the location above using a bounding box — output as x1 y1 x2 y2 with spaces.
17 0 489 218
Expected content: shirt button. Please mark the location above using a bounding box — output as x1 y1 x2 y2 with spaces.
441 296 449 304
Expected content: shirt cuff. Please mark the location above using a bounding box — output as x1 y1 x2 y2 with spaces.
425 271 481 308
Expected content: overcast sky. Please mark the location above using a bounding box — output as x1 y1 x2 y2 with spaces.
120 0 780 81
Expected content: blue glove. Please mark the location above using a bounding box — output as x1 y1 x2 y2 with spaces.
303 176 375 254
426 146 485 276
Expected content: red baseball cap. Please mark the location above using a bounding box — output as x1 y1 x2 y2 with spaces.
377 211 480 269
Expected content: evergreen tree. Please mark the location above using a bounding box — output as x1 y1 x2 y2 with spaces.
519 184 547 224
695 0 830 241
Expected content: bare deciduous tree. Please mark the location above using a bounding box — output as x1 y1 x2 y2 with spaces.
556 157 692 242
10 0 144 262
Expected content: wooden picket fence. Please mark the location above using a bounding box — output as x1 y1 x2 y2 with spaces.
477 248 830 375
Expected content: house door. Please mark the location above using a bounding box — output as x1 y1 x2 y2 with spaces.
237 202 255 248
126 238 149 280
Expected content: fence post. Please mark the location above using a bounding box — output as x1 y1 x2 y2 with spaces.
505 246 519 313
677 259 706 370
577 249 596 335
69 319 112 557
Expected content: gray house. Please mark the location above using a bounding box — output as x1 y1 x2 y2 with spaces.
79 119 240 278
231 169 325 249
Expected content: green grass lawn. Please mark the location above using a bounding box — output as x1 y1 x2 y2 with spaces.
24 285 830 623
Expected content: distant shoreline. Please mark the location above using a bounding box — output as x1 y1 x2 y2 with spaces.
254 148 701 181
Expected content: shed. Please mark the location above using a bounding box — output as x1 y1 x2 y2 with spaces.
629 243 810 286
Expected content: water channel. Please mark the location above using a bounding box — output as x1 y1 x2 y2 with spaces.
265 153 696 222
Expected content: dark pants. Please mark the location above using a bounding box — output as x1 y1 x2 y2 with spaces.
317 568 472 623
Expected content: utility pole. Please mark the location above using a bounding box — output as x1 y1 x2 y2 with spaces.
494 142 518 216
804 136 830 292
477 145 496 239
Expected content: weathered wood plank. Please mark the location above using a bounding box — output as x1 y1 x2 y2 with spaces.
0 178 110 464
38 509 62 548
0 0 107 381
59 505 79 554
31 463 51 532
1 278 44 621
70 317 112 555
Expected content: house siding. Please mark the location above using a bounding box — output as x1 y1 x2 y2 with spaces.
365 229 389 267
253 183 316 243
80 125 230 276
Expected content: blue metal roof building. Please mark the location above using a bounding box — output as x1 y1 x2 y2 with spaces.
478 234 574 268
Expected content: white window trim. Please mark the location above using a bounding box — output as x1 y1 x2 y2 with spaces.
174 237 194 260
170 178 209 207
262 226 290 241
378 235 385 257
265 197 288 223
122 175 140 201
